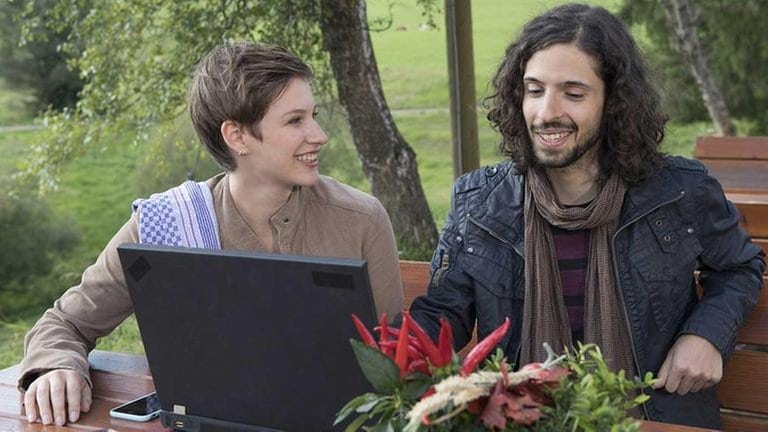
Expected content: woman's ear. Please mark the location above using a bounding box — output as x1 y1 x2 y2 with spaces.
220 120 249 156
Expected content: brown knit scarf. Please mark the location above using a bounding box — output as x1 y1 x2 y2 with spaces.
520 168 635 384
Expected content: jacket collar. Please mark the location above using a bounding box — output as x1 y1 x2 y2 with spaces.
619 164 686 226
466 161 685 249
467 169 525 254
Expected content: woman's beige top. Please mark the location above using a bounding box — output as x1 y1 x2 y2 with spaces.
19 173 403 389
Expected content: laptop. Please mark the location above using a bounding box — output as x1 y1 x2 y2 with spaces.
117 243 378 432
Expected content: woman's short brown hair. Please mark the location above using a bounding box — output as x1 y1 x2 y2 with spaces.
188 42 313 171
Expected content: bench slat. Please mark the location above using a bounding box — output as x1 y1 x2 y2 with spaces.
753 239 767 269
735 276 768 346
721 412 768 432
400 260 431 309
695 136 768 160
717 349 768 414
700 160 768 194
727 194 768 238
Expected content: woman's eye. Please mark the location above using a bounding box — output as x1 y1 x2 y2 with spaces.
288 117 302 125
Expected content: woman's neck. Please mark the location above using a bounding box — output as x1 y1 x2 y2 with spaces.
227 171 293 229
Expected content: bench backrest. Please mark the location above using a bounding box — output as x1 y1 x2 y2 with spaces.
694 136 768 195
398 260 768 431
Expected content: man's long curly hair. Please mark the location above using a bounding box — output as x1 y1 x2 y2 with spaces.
486 3 666 184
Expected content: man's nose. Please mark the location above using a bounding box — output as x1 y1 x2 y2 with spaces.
539 93 563 121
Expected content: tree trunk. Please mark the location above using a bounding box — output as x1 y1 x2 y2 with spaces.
660 0 736 136
319 0 438 253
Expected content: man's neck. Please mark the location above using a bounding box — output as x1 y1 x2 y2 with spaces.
544 151 601 206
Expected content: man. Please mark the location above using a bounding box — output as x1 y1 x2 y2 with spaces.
409 3 764 429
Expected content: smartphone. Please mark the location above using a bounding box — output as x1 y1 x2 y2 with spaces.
109 391 161 422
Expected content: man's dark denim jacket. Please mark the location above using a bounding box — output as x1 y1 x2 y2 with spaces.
410 156 765 429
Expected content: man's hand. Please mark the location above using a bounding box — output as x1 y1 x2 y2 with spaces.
653 334 723 395
23 369 91 426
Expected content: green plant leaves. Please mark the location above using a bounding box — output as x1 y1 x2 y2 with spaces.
350 339 401 394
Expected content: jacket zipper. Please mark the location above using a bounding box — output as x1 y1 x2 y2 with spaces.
467 214 524 366
467 214 524 258
611 190 685 420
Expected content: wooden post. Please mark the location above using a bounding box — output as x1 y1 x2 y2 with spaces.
445 0 479 178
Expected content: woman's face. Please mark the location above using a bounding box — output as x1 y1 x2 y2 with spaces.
239 77 328 190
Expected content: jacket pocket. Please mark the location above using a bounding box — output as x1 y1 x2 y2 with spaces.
461 248 523 299
635 215 703 332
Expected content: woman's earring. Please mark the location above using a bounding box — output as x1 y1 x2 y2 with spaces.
237 148 246 156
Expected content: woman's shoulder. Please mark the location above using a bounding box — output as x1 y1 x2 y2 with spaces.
306 176 383 217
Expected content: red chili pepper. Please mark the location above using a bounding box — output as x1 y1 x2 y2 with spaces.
403 311 442 367
395 313 410 378
437 318 453 367
379 340 424 362
379 326 427 353
378 313 393 357
407 358 431 376
351 314 378 348
460 317 510 376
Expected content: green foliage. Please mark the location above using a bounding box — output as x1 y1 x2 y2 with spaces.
0 189 80 317
350 340 403 394
620 0 768 133
131 117 221 197
533 344 653 432
0 0 83 112
15 0 333 191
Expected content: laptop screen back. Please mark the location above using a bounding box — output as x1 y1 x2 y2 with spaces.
117 243 377 431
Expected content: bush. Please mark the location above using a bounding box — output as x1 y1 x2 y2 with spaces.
0 191 80 318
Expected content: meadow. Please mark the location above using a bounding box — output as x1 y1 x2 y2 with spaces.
0 0 713 368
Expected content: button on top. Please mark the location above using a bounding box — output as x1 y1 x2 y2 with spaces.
456 235 463 243
687 227 694 234
655 220 664 227
466 247 474 253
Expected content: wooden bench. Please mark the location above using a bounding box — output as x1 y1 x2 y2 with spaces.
399 260 768 431
694 136 768 195
695 136 768 264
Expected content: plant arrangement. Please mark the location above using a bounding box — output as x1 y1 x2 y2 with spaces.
335 311 653 431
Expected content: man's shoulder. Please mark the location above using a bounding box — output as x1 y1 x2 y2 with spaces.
662 155 708 175
453 160 516 195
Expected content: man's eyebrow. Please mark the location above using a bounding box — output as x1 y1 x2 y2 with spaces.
562 80 593 90
523 77 593 90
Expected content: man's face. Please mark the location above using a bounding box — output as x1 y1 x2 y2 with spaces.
522 43 605 169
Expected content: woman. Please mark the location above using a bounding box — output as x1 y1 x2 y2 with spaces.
20 42 404 426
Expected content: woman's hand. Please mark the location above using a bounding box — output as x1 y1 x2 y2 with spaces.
24 369 91 425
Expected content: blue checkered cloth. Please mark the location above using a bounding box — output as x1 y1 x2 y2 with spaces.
132 180 220 249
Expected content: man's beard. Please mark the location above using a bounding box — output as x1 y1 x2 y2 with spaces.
528 121 600 169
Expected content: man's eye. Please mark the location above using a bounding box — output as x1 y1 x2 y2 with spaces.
566 93 585 100
525 88 543 96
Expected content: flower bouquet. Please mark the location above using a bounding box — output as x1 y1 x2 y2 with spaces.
335 311 653 431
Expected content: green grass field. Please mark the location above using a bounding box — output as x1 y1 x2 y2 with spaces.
0 0 711 369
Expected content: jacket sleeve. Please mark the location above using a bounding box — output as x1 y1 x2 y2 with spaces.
678 174 765 360
363 200 404 320
18 215 140 391
409 183 477 349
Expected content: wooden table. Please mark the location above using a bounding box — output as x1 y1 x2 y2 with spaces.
0 351 719 431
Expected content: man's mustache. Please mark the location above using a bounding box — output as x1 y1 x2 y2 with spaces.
531 121 577 132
